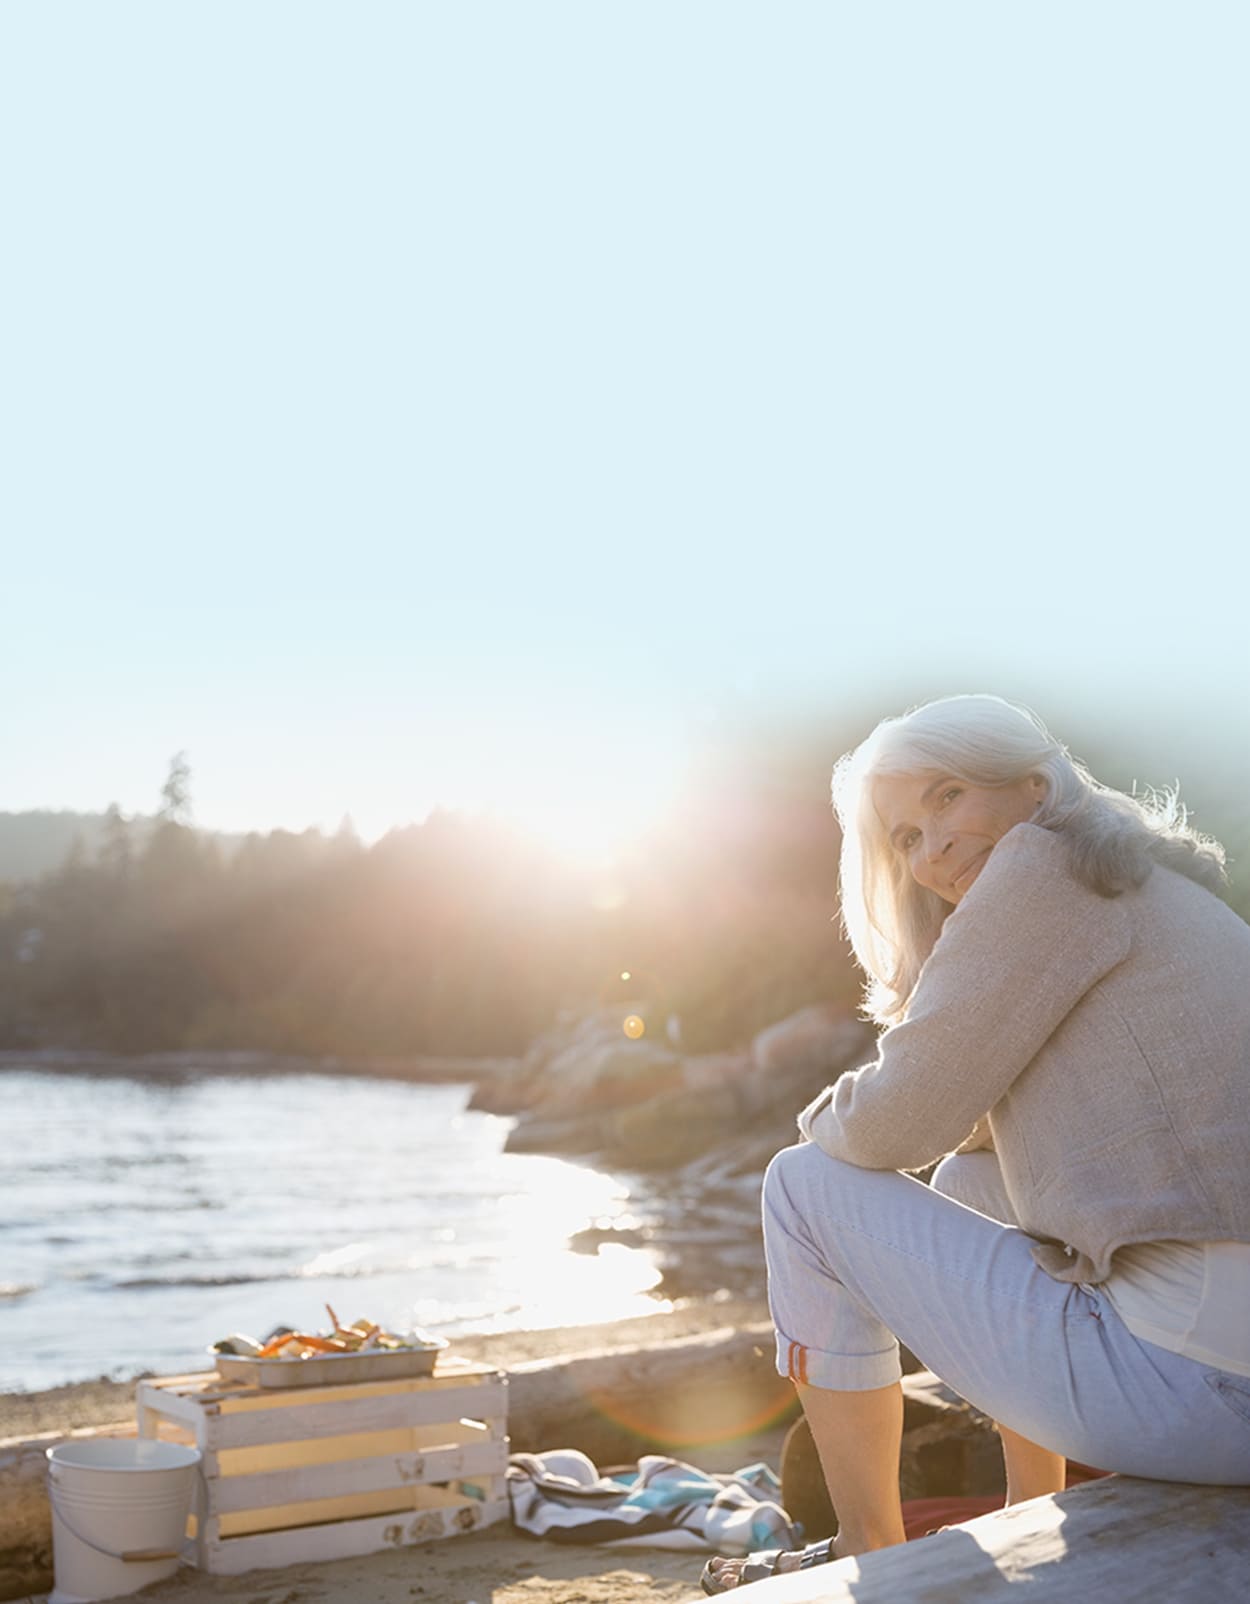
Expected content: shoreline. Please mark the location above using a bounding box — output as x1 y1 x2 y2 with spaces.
0 1295 773 1442
5 1053 773 1407
4 1050 790 1602
0 1047 517 1084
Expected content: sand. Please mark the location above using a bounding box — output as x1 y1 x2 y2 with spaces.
8 1297 777 1604
97 1524 713 1604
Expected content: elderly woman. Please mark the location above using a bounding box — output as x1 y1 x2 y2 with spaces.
703 694 1250 1594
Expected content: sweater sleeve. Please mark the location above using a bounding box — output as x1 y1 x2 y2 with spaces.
952 1114 994 1154
798 825 1132 1172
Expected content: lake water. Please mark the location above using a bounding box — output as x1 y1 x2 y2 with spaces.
0 1070 668 1393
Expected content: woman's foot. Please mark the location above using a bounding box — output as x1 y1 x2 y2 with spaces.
700 1535 848 1594
700 1550 800 1593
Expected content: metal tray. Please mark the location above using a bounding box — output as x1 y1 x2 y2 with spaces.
212 1338 447 1389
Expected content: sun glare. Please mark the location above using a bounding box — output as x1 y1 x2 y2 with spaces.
489 764 681 867
352 727 688 860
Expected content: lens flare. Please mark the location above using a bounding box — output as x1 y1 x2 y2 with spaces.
575 1372 798 1449
623 1015 645 1040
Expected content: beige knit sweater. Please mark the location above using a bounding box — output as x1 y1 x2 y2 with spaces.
798 822 1250 1284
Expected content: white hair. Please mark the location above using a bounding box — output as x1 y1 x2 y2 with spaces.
832 694 1228 1026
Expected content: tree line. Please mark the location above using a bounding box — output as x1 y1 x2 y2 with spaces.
0 753 855 1057
2 734 1245 1061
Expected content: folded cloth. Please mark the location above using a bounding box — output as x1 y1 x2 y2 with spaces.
507 1448 802 1553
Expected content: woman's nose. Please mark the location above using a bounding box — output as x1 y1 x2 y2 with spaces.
924 825 951 862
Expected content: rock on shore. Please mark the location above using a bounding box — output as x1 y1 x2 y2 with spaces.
480 1001 873 1174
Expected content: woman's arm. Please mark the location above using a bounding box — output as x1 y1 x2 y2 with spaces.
800 825 1131 1171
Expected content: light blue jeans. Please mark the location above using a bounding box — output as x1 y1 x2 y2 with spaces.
763 1142 1250 1484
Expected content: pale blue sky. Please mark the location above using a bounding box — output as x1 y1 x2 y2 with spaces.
4 4 1246 850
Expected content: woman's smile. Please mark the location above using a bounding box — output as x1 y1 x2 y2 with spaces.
872 771 1045 905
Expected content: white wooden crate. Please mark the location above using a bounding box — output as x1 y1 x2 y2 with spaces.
135 1357 509 1574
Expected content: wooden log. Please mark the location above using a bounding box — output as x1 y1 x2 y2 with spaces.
507 1341 982 1480
711 1476 1250 1603
506 1323 799 1464
0 1422 135 1602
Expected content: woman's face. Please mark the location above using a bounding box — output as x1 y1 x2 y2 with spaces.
872 769 1046 905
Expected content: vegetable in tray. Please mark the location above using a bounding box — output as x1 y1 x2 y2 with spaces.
212 1303 440 1361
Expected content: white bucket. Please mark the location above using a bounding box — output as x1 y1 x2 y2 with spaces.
45 1437 201 1604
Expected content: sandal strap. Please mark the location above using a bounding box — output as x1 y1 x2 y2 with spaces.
739 1549 785 1583
703 1538 837 1594
799 1537 837 1569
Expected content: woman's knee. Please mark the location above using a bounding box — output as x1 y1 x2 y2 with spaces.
930 1151 1016 1224
930 1153 977 1201
763 1141 820 1216
762 1141 879 1224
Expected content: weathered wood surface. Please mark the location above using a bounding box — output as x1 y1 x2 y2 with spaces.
0 1422 135 1602
505 1322 797 1462
201 1489 512 1575
702 1476 1250 1603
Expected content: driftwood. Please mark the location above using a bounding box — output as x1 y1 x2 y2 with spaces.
710 1476 1250 1603
0 1423 134 1602
506 1323 798 1465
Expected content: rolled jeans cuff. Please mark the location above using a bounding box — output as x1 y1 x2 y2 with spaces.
774 1328 902 1391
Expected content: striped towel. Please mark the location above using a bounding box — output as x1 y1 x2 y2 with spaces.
507 1448 802 1553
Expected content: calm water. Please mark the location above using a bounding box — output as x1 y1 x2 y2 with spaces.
0 1070 667 1392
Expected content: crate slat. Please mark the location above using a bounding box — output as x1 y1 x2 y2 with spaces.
135 1382 215 1433
214 1412 494 1477
137 1360 509 1575
210 1438 509 1513
205 1380 506 1449
203 1492 512 1573
212 1358 496 1411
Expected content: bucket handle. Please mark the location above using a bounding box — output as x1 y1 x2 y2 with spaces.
48 1484 181 1563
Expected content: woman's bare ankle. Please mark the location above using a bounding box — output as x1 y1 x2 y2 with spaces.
833 1526 905 1559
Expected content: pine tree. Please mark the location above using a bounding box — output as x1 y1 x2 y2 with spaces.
101 802 133 877
159 752 193 825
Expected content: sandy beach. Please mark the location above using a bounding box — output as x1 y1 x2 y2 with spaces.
118 1522 712 1604
0 1046 797 1604
6 1297 780 1604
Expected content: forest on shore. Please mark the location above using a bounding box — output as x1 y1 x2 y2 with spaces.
3 726 1246 1060
0 743 857 1057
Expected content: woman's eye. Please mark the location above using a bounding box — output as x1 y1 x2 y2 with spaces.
900 830 919 851
940 787 962 805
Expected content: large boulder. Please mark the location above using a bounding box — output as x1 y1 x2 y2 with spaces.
502 1112 610 1156
520 1005 632 1078
537 1037 681 1114
679 1051 754 1092
499 1002 874 1173
752 1005 871 1084
478 1004 678 1118
602 1085 749 1169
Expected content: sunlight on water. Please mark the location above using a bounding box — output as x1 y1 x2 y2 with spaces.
0 1071 671 1391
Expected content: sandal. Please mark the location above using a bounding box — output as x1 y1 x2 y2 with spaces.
700 1536 837 1595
